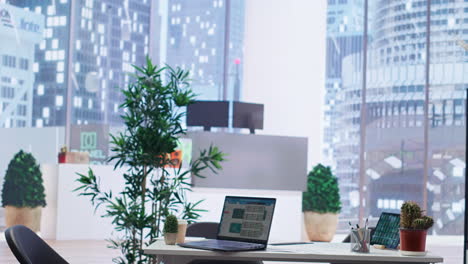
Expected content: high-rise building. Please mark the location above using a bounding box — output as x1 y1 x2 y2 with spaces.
323 0 363 218
9 0 151 127
0 4 43 128
331 0 467 234
163 0 245 101
6 0 244 128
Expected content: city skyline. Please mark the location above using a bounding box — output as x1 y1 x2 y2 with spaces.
10 0 151 128
327 0 467 234
3 0 245 128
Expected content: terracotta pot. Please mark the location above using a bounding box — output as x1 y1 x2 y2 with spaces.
164 232 178 245
304 211 338 242
5 206 42 232
400 229 427 256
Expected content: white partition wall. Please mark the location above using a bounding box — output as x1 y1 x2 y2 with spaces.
188 131 308 191
41 164 303 242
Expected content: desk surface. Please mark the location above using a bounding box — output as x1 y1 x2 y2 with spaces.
144 240 443 263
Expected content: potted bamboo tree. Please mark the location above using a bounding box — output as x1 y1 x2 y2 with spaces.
399 201 434 256
1 150 46 232
75 58 225 264
302 164 341 242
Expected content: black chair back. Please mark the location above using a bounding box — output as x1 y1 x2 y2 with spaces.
186 222 219 239
5 225 69 264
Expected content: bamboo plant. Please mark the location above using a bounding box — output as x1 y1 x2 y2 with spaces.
75 58 225 264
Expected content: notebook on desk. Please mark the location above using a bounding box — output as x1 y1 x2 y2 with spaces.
178 196 276 252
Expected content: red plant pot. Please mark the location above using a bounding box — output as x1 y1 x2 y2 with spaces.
400 229 427 253
58 152 66 163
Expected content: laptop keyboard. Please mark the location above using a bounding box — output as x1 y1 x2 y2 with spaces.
195 239 265 250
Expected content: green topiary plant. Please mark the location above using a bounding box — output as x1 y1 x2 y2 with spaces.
302 164 341 214
400 201 433 230
1 150 46 208
164 214 178 234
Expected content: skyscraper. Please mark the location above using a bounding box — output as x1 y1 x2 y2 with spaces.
9 0 151 127
6 0 245 128
329 0 467 234
163 0 245 101
323 0 363 217
0 3 43 128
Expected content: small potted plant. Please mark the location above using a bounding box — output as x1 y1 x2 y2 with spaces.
399 201 434 256
164 214 179 245
302 164 341 242
1 150 46 232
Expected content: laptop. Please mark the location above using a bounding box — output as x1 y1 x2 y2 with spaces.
178 196 276 252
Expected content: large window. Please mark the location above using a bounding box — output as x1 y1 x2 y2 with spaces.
1 1 466 262
325 0 465 262
0 0 245 230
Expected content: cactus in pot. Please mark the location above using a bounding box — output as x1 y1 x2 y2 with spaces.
399 201 434 256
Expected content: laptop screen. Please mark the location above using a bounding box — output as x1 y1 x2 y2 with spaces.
217 196 276 244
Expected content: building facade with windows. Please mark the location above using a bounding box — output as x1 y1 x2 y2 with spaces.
10 0 151 127
333 0 467 234
323 0 363 219
163 0 245 101
6 0 245 128
0 4 43 128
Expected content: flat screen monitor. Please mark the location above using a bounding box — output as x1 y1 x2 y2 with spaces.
232 102 264 133
186 101 229 131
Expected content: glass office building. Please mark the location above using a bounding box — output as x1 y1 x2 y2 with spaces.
5 0 245 127
162 0 245 101
327 0 467 235
0 4 43 128
9 0 151 127
323 0 364 219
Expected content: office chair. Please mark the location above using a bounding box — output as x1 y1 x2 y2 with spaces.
5 225 69 264
186 222 262 264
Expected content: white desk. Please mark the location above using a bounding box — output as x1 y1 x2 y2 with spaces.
144 240 443 264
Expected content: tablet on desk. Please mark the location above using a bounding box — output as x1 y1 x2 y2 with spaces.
370 212 400 249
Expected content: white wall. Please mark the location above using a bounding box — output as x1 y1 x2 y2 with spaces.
242 0 327 169
42 164 303 242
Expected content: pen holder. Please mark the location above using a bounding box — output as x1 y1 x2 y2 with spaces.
350 228 370 253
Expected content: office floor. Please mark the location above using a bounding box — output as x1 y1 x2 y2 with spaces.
0 240 118 264
0 239 462 264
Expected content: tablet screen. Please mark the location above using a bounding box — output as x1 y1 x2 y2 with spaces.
370 212 400 249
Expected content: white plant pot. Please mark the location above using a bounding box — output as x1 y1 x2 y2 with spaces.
303 211 338 242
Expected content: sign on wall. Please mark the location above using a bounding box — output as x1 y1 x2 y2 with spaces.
70 124 109 164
